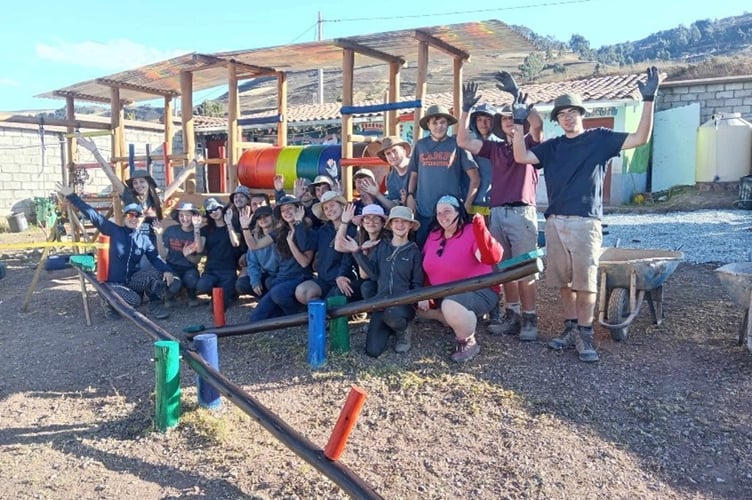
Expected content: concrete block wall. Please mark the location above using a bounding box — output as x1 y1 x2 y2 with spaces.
0 122 183 222
658 77 752 124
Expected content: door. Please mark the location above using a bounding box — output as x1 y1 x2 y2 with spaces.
652 103 700 191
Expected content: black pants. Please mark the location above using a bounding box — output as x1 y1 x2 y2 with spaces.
365 305 415 358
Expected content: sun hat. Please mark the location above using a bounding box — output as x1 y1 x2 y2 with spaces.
385 205 419 230
273 194 302 219
250 205 274 229
231 185 251 204
122 203 144 215
310 175 334 188
550 93 587 122
203 197 223 213
353 168 376 181
312 190 348 221
125 169 157 189
171 201 200 221
352 204 387 226
376 136 411 162
492 105 514 138
419 104 458 130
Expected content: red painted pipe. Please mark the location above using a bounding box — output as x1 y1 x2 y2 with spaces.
96 234 109 281
324 386 368 461
213 287 225 327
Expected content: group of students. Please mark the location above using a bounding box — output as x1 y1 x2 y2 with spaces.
60 66 660 364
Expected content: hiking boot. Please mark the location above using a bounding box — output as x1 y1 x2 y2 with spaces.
547 320 578 350
187 297 203 308
394 325 412 353
487 303 502 325
101 300 120 320
148 302 170 320
519 313 538 341
487 308 521 336
167 276 182 298
575 327 600 363
451 335 480 363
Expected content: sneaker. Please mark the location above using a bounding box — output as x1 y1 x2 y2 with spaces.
101 300 120 320
548 320 578 350
487 303 502 325
394 326 412 353
187 297 202 308
487 309 521 336
148 302 170 320
575 327 600 363
519 313 538 341
350 312 369 322
451 335 480 363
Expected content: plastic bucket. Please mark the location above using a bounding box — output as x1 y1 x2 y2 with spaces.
737 175 752 210
6 212 28 233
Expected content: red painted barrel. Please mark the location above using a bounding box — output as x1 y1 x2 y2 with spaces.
237 149 264 187
237 147 281 188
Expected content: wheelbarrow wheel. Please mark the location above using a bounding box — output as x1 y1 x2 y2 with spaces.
607 288 630 341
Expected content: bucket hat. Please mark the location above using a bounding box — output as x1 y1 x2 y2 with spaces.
353 168 376 182
203 197 224 213
231 185 251 204
376 136 411 161
125 169 157 190
312 191 348 221
250 205 274 229
310 175 334 188
171 201 200 221
386 205 419 230
492 105 514 138
550 93 587 122
419 104 458 130
273 195 302 219
352 204 387 226
122 203 144 215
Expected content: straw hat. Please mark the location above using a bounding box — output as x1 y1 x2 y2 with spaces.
312 191 348 221
385 205 419 230
376 136 411 161
352 204 387 226
419 104 458 130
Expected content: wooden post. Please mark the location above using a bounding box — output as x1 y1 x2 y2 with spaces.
154 340 181 431
388 61 401 137
342 49 355 200
164 96 173 181
77 269 92 327
180 71 195 173
324 386 367 461
227 62 239 189
452 57 463 121
413 41 429 141
277 71 288 147
110 87 124 223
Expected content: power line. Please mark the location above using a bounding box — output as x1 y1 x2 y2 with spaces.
289 21 320 44
325 0 595 23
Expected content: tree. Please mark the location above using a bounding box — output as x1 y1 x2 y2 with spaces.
195 100 225 117
568 34 591 56
518 52 545 82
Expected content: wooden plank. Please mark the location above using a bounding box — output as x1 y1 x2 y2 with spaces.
110 87 124 224
342 49 354 201
277 72 288 147
334 39 405 65
413 41 428 140
388 61 400 136
0 115 111 130
227 62 239 189
180 72 195 168
414 30 470 60
164 97 173 165
97 78 180 98
452 57 463 119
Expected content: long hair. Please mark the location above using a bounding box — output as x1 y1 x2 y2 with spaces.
204 207 226 233
274 221 294 259
427 195 471 241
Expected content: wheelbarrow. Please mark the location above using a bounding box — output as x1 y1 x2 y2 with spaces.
597 248 684 341
714 262 752 352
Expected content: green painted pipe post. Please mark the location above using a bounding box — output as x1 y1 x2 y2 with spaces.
154 340 181 432
327 295 350 353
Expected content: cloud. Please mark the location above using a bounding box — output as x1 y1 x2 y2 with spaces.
36 38 188 71
0 77 18 86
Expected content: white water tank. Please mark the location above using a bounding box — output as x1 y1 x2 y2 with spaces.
695 113 752 182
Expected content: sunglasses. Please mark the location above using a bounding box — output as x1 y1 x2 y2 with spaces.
124 212 142 220
436 238 447 257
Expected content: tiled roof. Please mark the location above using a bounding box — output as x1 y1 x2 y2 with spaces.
194 72 647 131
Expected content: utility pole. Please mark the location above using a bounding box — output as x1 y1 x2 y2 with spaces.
318 11 324 104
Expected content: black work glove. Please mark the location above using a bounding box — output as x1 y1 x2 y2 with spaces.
637 66 659 102
512 93 533 125
462 81 480 113
495 71 520 98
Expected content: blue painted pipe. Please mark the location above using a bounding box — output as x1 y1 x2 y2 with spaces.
193 333 222 409
340 99 422 115
307 300 327 368
238 114 284 127
128 143 135 177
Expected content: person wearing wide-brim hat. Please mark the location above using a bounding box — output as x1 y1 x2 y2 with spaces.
159 201 205 308
375 136 412 210
335 203 424 357
456 76 544 345
311 190 349 222
510 67 661 363
406 103 480 247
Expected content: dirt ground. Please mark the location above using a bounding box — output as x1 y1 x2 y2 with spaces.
1 188 750 499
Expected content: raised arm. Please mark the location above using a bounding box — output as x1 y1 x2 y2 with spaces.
456 82 483 155
76 136 125 195
511 94 541 166
622 67 659 151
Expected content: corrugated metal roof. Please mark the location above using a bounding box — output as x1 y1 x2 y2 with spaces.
37 20 534 105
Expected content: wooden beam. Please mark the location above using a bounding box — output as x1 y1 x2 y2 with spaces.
53 90 113 105
96 78 180 98
414 30 470 61
334 39 405 65
388 61 401 137
192 53 277 76
452 57 463 120
413 41 429 141
342 49 354 201
65 95 76 188
277 72 288 147
163 96 173 165
228 62 239 189
110 87 124 223
180 71 195 166
0 115 111 130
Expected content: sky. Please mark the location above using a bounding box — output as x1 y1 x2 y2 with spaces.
1 0 749 112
